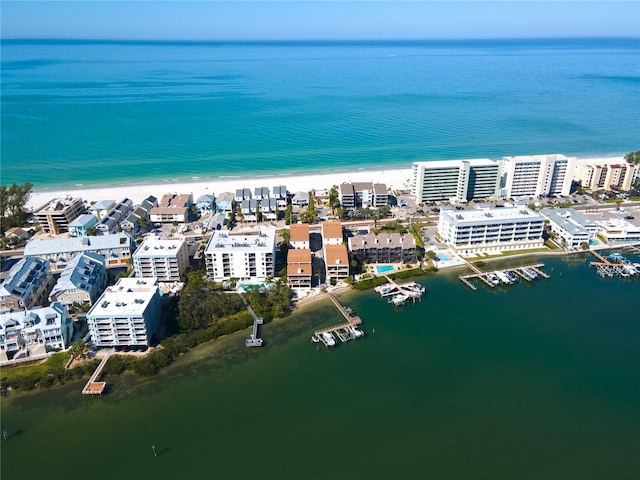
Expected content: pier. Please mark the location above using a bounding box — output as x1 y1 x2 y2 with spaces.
82 354 111 395
239 293 264 347
374 276 426 303
313 293 364 347
589 251 639 278
459 260 549 291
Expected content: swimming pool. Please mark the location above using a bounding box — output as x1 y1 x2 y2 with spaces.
439 254 450 262
588 239 598 246
376 265 395 273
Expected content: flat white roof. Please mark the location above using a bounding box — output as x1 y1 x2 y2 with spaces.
88 277 158 317
134 236 185 258
413 158 496 168
24 233 133 256
205 229 275 254
441 206 545 225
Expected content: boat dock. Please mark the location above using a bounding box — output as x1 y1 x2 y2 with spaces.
459 259 549 291
374 276 426 305
82 354 111 395
589 251 640 278
312 293 364 347
239 293 264 347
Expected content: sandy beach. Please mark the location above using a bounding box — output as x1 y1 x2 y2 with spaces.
26 167 414 210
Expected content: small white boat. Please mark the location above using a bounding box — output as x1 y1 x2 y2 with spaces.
311 335 320 343
389 293 409 306
351 327 365 338
321 332 336 347
486 273 500 285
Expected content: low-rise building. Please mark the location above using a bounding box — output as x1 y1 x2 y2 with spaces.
324 244 349 282
271 185 288 208
339 182 388 208
149 193 193 224
349 233 417 264
68 214 99 237
0 257 54 311
596 218 640 244
542 208 600 249
133 236 189 282
86 277 161 348
287 248 312 289
216 192 235 212
195 194 216 214
33 196 85 235
260 198 279 220
254 187 269 200
240 199 259 222
96 198 133 235
48 252 107 306
321 221 343 246
89 199 116 221
0 303 73 362
4 227 30 242
24 232 135 273
438 206 545 255
204 229 276 282
291 191 309 206
290 223 310 249
235 188 251 202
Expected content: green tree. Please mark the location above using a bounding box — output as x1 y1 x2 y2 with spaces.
624 150 640 165
68 339 87 359
0 182 33 234
284 204 293 225
328 186 340 214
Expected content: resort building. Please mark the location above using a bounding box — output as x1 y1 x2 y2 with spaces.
68 214 99 237
149 193 193 224
204 229 276 282
0 303 73 362
24 232 135 273
95 198 134 235
500 154 576 198
48 253 107 306
541 208 600 249
321 221 343 246
596 218 640 244
287 248 313 289
216 192 235 212
411 159 501 203
86 277 161 348
89 200 116 221
289 223 310 249
324 244 349 282
33 196 85 235
133 236 189 282
573 158 638 191
349 233 418 265
437 206 545 255
339 182 388 208
271 185 288 208
0 257 54 311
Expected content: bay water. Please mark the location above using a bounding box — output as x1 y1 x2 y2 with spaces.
2 255 639 479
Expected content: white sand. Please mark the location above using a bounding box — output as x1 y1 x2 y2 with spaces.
25 168 414 210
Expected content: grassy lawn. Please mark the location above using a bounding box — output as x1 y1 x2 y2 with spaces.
463 247 553 261
1 352 70 383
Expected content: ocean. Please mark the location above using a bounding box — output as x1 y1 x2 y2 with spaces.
1 255 639 479
2 38 639 190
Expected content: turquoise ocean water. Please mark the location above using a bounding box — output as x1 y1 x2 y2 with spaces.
2 38 639 189
1 255 639 479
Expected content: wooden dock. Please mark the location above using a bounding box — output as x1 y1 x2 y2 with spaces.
82 354 110 395
313 293 364 347
459 262 549 290
239 293 264 347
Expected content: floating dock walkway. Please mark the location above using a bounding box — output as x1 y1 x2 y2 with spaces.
589 251 640 278
458 256 549 291
313 293 364 347
374 276 426 304
239 293 264 347
82 354 111 395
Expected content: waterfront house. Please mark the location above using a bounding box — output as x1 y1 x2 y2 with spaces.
149 193 193 224
271 185 288 208
542 208 599 249
596 218 640 244
291 191 309 206
235 188 251 202
0 303 73 363
133 236 189 282
216 192 235 212
89 199 116 221
349 232 417 265
4 227 30 242
324 244 349 283
48 252 107 306
195 194 216 214
24 232 135 273
260 198 279 220
321 221 343 246
33 196 85 235
287 248 312 289
0 257 54 312
86 277 161 348
204 229 276 282
241 199 259 222
68 214 99 237
254 187 269 200
120 207 150 234
339 182 389 208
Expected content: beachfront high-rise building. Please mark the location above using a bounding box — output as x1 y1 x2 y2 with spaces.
500 154 576 198
204 229 276 282
32 196 85 235
86 277 161 348
437 206 545 255
411 159 500 203
573 158 638 191
133 236 189 282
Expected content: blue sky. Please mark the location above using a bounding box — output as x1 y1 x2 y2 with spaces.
2 1 639 40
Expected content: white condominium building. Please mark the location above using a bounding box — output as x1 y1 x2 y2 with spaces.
501 154 576 198
573 158 638 191
204 229 276 282
411 159 500 203
87 277 161 348
0 303 73 362
541 208 600 249
133 236 189 282
438 206 545 255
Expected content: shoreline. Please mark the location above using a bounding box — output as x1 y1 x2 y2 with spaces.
26 166 414 210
